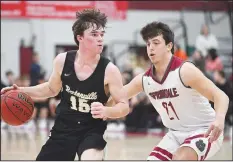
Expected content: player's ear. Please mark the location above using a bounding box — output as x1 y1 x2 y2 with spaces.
167 42 173 52
77 35 83 42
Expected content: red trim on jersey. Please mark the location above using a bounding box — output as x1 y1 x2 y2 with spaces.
154 147 173 159
201 155 204 160
168 56 184 71
144 65 152 76
149 152 170 161
183 134 205 143
183 140 191 144
202 142 212 160
182 134 205 144
144 56 183 84
150 146 173 160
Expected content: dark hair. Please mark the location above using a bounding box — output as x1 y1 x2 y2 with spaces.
5 70 13 76
208 48 218 60
140 21 174 53
217 70 225 78
72 9 108 47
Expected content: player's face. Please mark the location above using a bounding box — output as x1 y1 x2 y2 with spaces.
81 24 105 54
146 35 171 64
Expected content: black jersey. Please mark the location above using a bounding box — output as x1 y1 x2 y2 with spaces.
55 50 110 126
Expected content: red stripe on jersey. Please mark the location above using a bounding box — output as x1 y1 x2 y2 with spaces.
144 65 152 76
153 147 173 159
183 140 191 144
143 56 183 84
149 152 170 161
203 142 212 160
183 134 205 143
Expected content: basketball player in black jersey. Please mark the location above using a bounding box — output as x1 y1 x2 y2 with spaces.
1 9 129 160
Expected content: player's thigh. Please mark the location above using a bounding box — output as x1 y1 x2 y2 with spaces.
78 133 106 160
36 137 77 161
147 132 180 161
176 130 224 160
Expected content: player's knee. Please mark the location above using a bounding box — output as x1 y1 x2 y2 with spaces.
81 149 104 160
172 146 198 160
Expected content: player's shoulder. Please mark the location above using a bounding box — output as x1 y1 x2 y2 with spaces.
53 52 67 72
105 62 119 74
180 61 197 73
104 62 122 84
135 73 144 82
55 52 67 60
179 61 199 82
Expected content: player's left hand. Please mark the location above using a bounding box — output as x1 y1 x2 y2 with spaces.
91 102 108 119
204 118 225 143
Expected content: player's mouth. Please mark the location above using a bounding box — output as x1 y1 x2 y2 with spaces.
150 53 155 56
98 45 103 47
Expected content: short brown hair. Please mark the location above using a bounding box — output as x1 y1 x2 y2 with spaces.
140 21 174 53
72 9 107 47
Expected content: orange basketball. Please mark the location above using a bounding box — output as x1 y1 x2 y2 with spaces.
1 90 34 126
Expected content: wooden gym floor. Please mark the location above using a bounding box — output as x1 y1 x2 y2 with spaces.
1 129 232 160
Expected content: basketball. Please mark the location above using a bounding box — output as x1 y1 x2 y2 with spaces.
1 90 34 126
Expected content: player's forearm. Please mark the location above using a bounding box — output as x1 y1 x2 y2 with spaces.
19 82 57 99
124 84 142 99
106 85 141 107
214 91 229 120
105 102 129 119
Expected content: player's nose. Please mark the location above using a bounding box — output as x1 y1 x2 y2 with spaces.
97 35 103 42
147 44 154 52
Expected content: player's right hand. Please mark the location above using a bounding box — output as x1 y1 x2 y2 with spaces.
1 84 19 95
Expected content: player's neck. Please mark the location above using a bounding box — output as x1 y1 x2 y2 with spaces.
76 48 100 65
154 53 172 76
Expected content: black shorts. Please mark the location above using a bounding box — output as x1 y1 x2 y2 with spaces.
36 116 107 161
34 101 49 109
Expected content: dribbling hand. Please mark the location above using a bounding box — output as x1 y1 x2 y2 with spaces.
91 102 108 120
1 84 19 95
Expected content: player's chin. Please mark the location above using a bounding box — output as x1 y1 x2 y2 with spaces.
97 47 103 53
94 50 102 55
150 58 159 64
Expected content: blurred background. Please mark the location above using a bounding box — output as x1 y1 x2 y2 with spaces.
1 1 232 160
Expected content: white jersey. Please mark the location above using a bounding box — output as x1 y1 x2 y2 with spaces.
142 56 215 131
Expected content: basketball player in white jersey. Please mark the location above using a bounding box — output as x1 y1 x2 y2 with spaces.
107 21 229 160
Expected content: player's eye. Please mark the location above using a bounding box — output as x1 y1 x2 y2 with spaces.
92 33 98 37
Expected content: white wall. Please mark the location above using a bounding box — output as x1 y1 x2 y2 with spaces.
1 10 230 83
1 19 32 81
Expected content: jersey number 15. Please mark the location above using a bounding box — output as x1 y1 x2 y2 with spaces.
70 96 90 113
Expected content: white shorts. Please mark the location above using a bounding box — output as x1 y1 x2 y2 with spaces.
147 128 224 161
